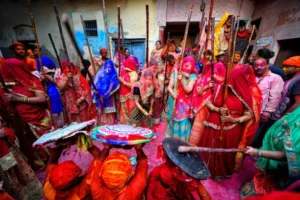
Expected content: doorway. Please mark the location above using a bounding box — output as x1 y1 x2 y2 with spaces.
275 38 300 66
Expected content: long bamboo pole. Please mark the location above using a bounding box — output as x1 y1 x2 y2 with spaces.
204 0 214 52
171 5 194 120
102 0 111 58
117 5 121 76
48 33 62 69
231 15 240 65
162 32 170 107
26 0 45 76
146 5 149 68
210 17 215 93
178 146 247 153
80 15 96 75
242 25 256 64
120 19 125 48
220 16 235 141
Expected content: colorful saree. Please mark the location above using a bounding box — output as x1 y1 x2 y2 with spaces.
93 60 119 125
42 56 64 128
57 60 95 123
189 62 226 146
0 127 43 200
199 67 255 178
240 105 300 198
120 58 138 124
166 56 197 143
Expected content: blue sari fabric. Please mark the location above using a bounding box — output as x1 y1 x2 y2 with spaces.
93 60 120 110
40 56 64 114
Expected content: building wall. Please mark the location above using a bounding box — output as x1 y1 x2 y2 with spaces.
251 0 300 64
0 0 158 66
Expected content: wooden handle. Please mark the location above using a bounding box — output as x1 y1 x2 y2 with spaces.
178 146 247 153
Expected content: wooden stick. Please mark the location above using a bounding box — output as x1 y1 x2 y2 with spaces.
52 0 78 116
198 17 207 58
61 14 103 109
146 4 149 68
26 0 45 75
210 17 215 93
231 15 240 65
80 15 96 75
242 25 256 64
48 33 62 68
102 0 111 58
162 32 170 107
120 19 125 48
205 0 214 52
178 146 247 153
220 16 235 141
117 5 121 76
171 5 194 120
197 11 205 45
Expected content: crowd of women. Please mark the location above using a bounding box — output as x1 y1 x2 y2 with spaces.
0 16 300 199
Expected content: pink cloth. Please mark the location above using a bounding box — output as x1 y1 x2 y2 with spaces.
58 144 94 176
256 71 284 113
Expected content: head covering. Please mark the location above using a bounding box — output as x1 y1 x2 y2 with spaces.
228 67 254 114
93 60 119 107
9 42 24 50
162 138 210 179
49 160 82 190
101 152 133 190
181 56 197 77
124 57 136 72
282 56 300 67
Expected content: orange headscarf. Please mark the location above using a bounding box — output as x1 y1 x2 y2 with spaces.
101 152 133 190
49 161 82 190
282 56 300 67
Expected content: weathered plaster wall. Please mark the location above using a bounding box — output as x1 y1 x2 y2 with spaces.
0 0 158 66
251 0 300 63
157 0 256 25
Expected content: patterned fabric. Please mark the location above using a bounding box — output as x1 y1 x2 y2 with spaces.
0 147 43 200
57 60 95 123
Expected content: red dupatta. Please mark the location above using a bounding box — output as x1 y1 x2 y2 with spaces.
192 62 226 115
1 58 51 134
232 66 262 170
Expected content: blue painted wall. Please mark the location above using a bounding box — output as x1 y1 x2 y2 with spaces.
75 30 108 56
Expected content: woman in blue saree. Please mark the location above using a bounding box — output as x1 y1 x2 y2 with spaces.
93 60 120 125
43 57 64 128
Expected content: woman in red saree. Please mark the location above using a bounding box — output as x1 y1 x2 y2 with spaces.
118 58 138 124
199 67 257 179
189 62 226 146
57 60 95 123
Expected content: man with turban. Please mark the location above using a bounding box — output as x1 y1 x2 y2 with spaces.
90 144 148 199
253 56 300 148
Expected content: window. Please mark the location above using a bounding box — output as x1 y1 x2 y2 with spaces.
83 20 98 37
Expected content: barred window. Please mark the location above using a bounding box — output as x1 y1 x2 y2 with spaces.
84 20 98 37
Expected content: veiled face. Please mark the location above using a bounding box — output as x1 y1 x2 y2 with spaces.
105 64 113 73
253 59 268 77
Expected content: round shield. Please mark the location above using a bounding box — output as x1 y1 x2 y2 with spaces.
162 138 211 180
91 124 157 145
